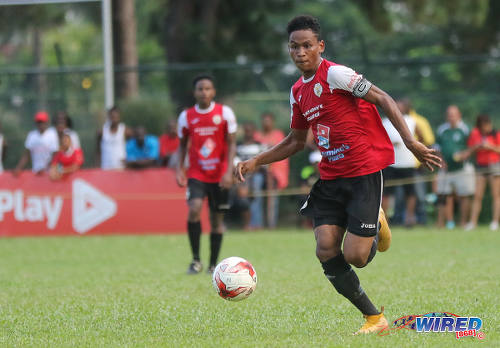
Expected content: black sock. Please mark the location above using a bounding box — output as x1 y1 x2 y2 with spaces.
209 233 223 266
187 221 201 261
321 254 379 315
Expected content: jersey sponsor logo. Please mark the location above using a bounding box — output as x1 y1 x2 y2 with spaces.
212 114 222 125
303 104 323 121
194 126 217 136
72 179 117 234
0 190 63 229
314 83 323 97
320 144 350 162
200 138 216 158
317 124 330 149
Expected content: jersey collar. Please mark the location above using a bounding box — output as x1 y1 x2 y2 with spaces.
302 58 323 83
195 101 215 114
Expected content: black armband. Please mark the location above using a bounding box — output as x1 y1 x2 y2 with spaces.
352 78 372 98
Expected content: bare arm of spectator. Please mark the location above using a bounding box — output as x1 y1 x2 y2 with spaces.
96 130 102 167
13 149 30 177
2 138 6 162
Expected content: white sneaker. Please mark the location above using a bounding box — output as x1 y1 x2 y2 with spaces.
490 221 499 231
464 222 475 231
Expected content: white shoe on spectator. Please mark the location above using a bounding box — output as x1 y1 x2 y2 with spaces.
490 221 499 231
464 222 475 231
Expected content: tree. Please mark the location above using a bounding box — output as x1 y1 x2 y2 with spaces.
112 0 139 100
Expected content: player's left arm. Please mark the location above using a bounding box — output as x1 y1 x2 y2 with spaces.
221 133 237 189
363 85 442 171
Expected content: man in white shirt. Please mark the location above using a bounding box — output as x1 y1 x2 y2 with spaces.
14 111 59 176
381 101 420 226
97 106 131 170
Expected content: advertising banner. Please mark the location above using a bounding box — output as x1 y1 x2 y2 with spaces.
0 169 208 237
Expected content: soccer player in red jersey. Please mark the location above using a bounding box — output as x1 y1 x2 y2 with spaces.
176 75 237 275
236 16 441 334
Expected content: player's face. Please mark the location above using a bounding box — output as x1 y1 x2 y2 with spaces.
288 30 324 77
194 79 215 108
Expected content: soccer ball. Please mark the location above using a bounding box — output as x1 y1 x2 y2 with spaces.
212 256 257 301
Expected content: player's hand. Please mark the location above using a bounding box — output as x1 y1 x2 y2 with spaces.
220 171 233 189
176 168 187 187
407 140 442 171
235 158 258 183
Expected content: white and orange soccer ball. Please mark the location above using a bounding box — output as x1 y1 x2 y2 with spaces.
212 257 257 301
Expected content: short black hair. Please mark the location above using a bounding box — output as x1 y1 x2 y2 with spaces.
287 15 321 39
108 105 120 114
192 74 215 88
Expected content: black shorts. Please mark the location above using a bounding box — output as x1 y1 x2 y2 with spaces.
300 171 383 237
187 178 230 212
382 166 416 196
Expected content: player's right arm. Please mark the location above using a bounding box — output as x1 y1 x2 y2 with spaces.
175 110 188 187
236 128 308 182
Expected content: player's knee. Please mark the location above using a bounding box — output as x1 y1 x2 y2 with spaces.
188 207 202 221
315 245 340 263
344 251 368 268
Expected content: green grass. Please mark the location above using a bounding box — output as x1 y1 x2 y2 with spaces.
0 227 499 347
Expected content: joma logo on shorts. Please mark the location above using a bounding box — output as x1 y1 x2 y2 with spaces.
361 223 376 229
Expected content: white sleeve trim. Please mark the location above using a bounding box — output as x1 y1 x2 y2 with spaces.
177 110 188 138
222 105 238 134
327 65 363 93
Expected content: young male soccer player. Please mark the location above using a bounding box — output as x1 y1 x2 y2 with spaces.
236 16 441 334
176 75 237 275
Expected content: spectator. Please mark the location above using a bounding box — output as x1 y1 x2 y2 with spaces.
49 131 84 181
53 111 81 149
0 121 7 174
97 106 131 170
231 122 266 230
125 126 159 169
14 111 59 176
298 150 322 228
159 119 180 167
254 112 289 228
464 114 500 231
382 100 419 226
405 98 436 225
435 105 475 229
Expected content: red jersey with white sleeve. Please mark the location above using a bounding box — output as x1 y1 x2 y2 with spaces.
290 59 394 180
177 102 237 183
51 147 84 168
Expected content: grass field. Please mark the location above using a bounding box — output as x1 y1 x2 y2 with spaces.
1 227 499 347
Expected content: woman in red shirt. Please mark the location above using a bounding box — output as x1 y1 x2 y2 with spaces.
465 114 500 231
49 131 84 181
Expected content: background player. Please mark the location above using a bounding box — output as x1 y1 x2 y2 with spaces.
236 15 441 334
176 75 237 274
